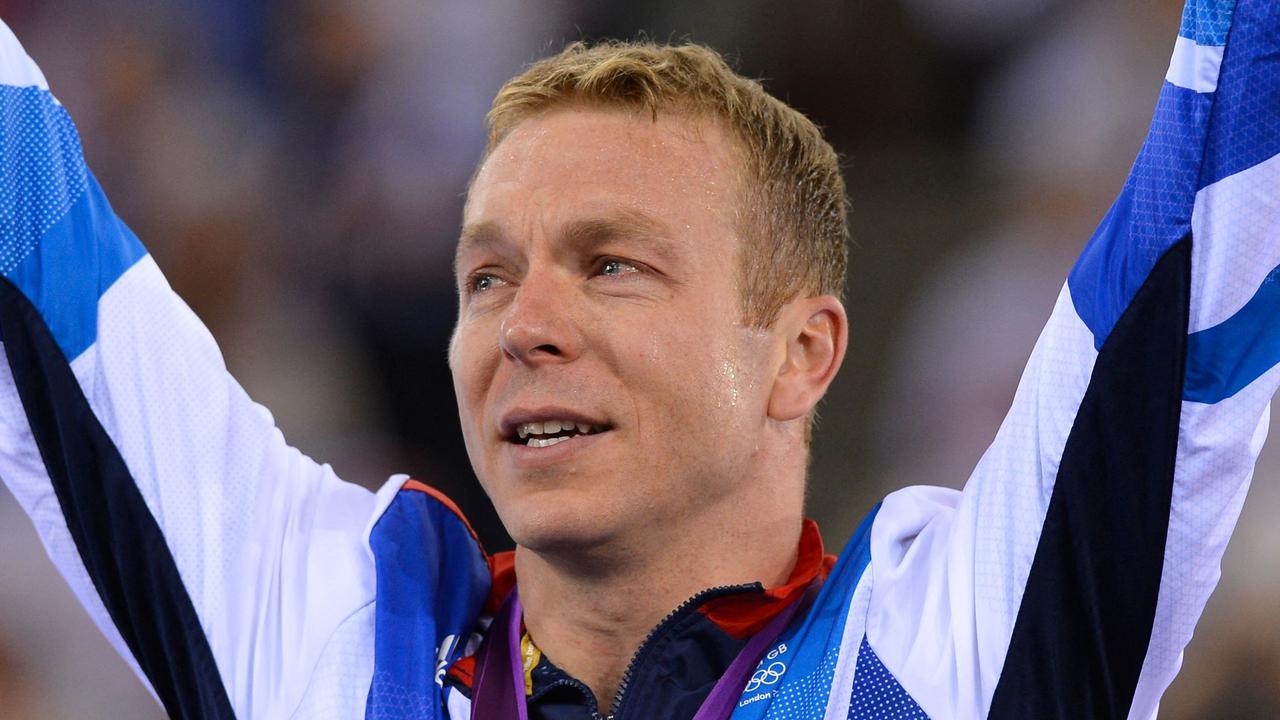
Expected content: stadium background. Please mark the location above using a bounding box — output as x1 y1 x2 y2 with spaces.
0 0 1277 717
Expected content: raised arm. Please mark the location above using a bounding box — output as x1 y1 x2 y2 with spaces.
0 21 380 719
856 1 1280 717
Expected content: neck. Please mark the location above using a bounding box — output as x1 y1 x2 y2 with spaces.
515 509 803 712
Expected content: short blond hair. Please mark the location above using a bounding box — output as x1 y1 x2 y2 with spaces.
484 41 849 327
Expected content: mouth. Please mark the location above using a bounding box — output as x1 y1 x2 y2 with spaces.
511 419 611 448
500 411 613 449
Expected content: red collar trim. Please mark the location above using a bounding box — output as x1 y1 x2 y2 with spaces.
696 519 834 639
448 520 832 690
487 550 518 615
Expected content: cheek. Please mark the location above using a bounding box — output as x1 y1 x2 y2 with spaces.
450 330 505 496
449 328 496 428
633 333 762 438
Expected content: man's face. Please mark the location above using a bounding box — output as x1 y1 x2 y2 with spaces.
450 106 778 553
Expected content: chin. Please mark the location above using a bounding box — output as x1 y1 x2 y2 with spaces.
499 494 630 556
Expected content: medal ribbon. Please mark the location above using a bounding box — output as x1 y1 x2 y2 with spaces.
470 584 808 720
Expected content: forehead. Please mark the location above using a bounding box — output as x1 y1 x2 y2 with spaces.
461 106 741 248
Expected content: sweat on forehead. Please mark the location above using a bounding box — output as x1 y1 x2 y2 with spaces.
462 108 739 235
477 103 738 177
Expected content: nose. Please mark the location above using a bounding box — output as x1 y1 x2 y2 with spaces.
498 270 581 365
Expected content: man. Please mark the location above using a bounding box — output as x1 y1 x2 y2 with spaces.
0 1 1276 719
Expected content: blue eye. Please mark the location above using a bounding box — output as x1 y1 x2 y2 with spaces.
468 272 505 293
599 259 637 277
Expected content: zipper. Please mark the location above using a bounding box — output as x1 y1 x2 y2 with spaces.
603 582 763 720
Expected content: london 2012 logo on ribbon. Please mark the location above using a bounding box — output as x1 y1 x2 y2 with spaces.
743 643 788 693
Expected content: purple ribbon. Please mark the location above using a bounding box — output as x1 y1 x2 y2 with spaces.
471 585 809 720
469 589 529 720
688 589 806 720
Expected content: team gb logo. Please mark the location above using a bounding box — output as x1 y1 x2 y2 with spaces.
744 643 788 692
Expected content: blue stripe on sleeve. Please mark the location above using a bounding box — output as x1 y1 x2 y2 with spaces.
0 84 146 362
8 174 146 361
1179 0 1236 46
1184 264 1280 404
0 85 86 273
1196 0 1280 189
1067 82 1210 348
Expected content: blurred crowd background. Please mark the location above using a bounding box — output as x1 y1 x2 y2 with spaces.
0 0 1277 717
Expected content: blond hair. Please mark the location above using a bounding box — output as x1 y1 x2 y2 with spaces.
485 41 849 327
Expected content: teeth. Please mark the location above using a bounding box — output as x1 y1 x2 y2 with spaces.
528 436 571 448
514 419 607 444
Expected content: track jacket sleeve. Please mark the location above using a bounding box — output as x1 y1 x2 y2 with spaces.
0 21 379 719
857 2 1280 718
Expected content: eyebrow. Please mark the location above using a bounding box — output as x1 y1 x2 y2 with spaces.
561 208 675 253
456 221 504 265
456 208 677 271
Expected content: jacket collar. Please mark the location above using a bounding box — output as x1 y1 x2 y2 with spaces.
446 519 833 715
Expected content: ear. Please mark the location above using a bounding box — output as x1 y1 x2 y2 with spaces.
767 296 848 422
